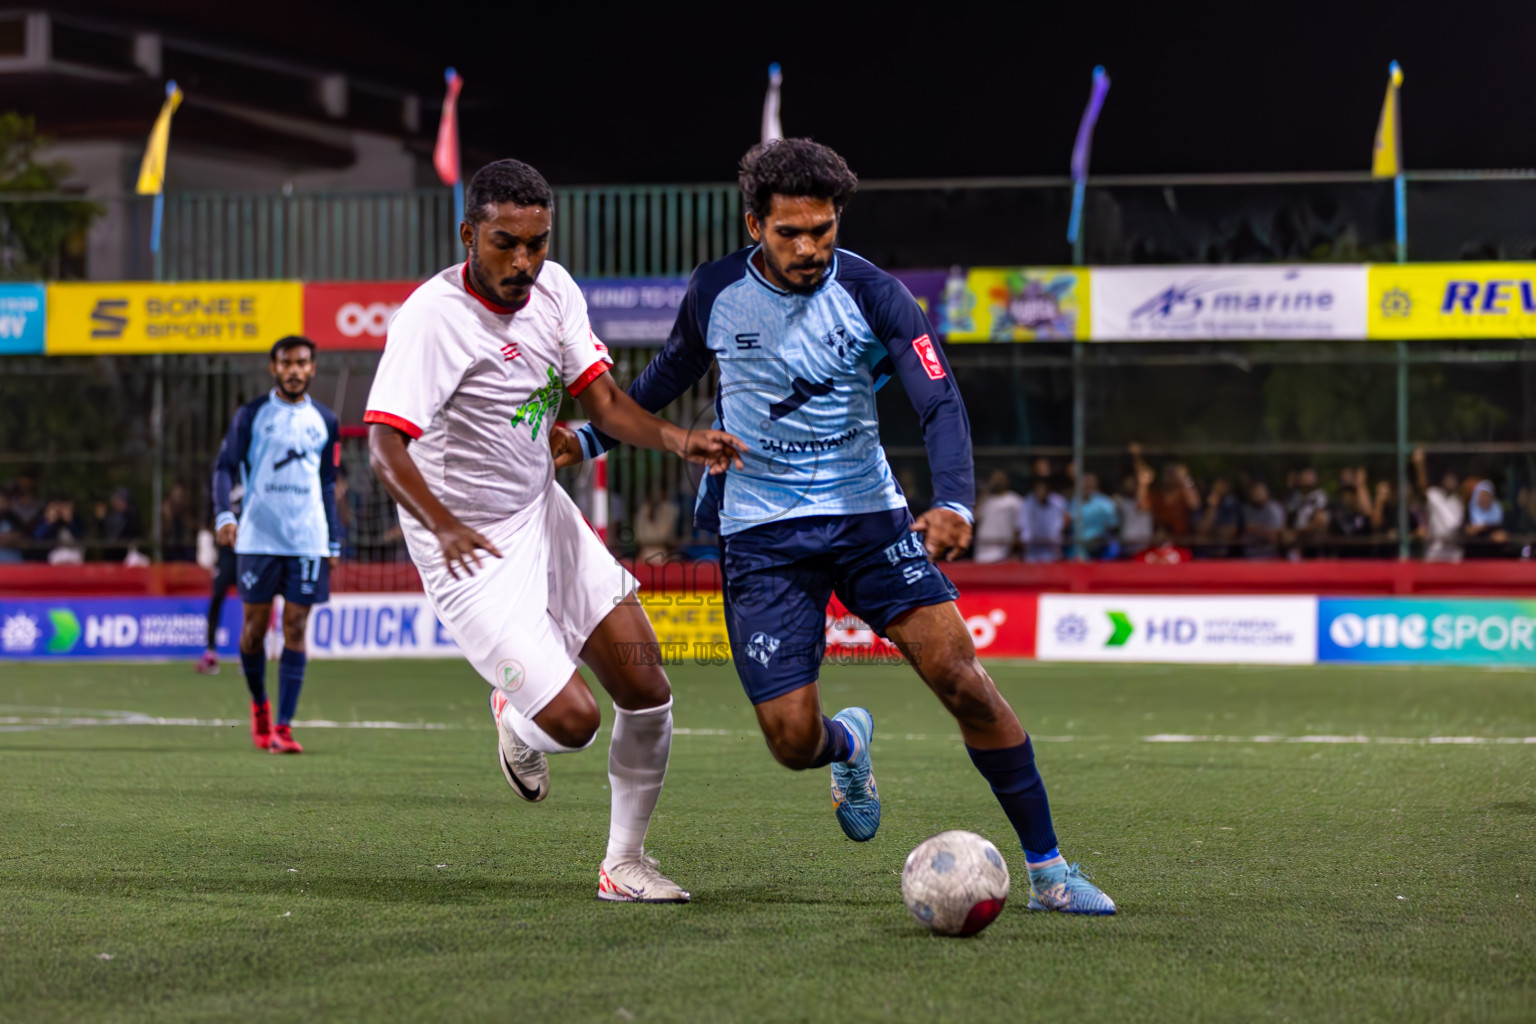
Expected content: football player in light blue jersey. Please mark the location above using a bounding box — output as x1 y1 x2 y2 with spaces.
213 335 341 754
559 140 1114 914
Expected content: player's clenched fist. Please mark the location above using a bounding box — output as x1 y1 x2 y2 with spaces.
216 523 238 548
434 520 503 579
664 425 748 475
910 507 972 562
548 425 582 469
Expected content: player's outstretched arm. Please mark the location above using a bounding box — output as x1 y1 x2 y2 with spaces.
367 424 501 579
575 374 747 475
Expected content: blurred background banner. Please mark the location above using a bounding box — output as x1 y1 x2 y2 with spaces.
577 276 688 345
1318 597 1536 665
45 281 302 354
1367 263 1536 339
1090 266 1367 340
945 267 1088 342
0 283 45 354
0 597 239 659
302 280 420 350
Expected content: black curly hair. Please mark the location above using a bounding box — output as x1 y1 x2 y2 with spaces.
465 159 553 223
738 139 859 220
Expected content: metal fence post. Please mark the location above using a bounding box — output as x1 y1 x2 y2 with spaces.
151 353 164 563
1396 341 1410 561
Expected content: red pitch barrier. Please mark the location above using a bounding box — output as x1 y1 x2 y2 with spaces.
4 559 1533 598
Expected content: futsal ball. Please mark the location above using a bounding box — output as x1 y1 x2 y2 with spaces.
901 830 1010 936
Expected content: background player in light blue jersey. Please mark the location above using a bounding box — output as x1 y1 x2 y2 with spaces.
213 335 341 754
559 140 1114 914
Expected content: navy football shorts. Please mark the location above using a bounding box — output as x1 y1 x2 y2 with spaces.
237 554 331 606
720 507 958 705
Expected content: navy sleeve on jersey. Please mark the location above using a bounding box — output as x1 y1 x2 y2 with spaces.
212 404 252 530
318 407 342 558
578 269 718 460
850 272 975 521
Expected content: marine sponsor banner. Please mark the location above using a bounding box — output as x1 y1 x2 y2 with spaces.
0 597 240 659
300 593 460 659
945 267 1088 342
46 281 303 354
302 281 419 351
1091 266 1367 340
1036 594 1317 664
1318 597 1536 666
1367 263 1536 339
0 283 46 354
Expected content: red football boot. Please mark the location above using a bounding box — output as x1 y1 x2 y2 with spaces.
251 700 272 750
268 723 303 754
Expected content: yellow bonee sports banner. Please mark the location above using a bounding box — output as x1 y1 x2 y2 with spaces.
136 85 183 196
944 267 1089 342
638 592 730 663
1367 264 1536 339
46 281 303 354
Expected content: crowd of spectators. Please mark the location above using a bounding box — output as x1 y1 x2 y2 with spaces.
0 473 151 565
970 447 1536 563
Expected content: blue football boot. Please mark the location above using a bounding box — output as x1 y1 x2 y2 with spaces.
829 707 880 842
1026 860 1117 915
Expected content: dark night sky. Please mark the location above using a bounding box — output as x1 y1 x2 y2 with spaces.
53 0 1536 184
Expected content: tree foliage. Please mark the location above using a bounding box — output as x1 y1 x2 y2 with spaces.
0 113 100 279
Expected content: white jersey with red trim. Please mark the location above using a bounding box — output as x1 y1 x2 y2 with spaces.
364 260 611 522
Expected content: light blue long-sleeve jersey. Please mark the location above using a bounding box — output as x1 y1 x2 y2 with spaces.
577 248 974 536
213 390 341 557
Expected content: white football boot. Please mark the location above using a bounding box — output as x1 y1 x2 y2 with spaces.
489 689 549 802
597 853 692 903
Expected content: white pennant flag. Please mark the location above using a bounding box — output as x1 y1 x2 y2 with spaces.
761 63 783 144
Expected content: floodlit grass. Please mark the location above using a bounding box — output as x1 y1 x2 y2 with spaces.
1 659 1533 1023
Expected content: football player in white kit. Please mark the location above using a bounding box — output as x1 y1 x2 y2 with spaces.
365 160 744 903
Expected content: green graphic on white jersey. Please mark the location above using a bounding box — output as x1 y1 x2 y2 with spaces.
510 366 563 440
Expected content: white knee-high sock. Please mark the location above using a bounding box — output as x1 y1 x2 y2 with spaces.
606 698 674 862
502 701 595 754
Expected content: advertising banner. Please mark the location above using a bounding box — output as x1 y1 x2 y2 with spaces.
945 267 1088 342
302 281 420 351
1367 263 1536 339
0 597 240 660
893 270 949 333
46 281 303 354
639 590 1040 663
0 283 46 354
1091 266 1367 340
1036 594 1317 664
578 277 688 345
1318 597 1536 666
302 593 460 659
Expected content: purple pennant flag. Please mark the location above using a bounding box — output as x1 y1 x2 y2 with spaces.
1070 66 1111 183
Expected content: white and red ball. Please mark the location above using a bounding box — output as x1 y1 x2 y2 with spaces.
901 830 1010 936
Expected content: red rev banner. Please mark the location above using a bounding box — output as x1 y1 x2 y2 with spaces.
302 281 421 350
825 592 1038 659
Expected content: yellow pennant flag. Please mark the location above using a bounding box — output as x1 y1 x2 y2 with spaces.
1371 61 1403 178
136 82 183 196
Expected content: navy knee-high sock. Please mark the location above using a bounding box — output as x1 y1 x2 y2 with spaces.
807 715 854 769
277 648 306 725
240 649 267 705
966 737 1060 863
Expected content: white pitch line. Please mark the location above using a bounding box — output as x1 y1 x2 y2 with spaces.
1143 733 1536 745
1 714 1532 746
0 715 450 730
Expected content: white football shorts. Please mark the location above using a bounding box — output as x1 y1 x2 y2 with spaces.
402 481 639 719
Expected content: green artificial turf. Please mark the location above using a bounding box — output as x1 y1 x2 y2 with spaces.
1 659 1533 1023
